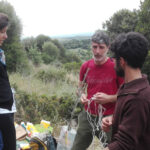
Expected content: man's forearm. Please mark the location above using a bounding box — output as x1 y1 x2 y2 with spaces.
108 94 117 103
104 147 109 150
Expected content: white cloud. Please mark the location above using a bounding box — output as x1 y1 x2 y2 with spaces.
6 0 141 37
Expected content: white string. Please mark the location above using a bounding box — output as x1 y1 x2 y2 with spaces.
86 98 108 150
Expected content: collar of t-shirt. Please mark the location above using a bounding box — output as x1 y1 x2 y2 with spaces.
0 48 6 65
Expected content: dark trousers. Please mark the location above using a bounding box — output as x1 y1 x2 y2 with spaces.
0 113 16 150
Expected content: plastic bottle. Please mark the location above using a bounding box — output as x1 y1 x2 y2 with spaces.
57 126 76 150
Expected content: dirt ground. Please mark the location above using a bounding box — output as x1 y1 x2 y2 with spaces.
88 137 104 150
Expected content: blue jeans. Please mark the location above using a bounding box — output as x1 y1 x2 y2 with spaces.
0 131 3 150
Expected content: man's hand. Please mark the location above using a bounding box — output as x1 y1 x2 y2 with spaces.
80 93 89 105
104 147 109 150
93 92 111 104
102 115 113 132
93 92 117 104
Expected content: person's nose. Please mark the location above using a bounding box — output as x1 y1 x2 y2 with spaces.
95 47 102 55
3 32 8 39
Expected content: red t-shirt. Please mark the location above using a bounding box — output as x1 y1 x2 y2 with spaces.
80 58 123 115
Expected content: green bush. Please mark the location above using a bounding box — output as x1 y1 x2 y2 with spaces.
28 47 42 66
15 90 80 124
63 62 81 72
65 52 81 63
42 53 54 64
42 41 59 63
35 66 67 83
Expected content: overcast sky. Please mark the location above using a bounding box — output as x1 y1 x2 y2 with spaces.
6 0 141 38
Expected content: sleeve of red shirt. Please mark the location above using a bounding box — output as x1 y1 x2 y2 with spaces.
79 63 87 82
108 98 149 150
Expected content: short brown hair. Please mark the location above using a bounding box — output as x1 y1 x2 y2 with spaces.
0 13 9 30
91 30 109 46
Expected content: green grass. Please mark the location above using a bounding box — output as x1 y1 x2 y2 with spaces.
9 63 78 97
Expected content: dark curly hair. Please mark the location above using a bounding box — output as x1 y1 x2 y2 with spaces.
110 32 149 69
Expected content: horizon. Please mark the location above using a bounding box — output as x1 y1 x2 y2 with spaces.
21 32 93 39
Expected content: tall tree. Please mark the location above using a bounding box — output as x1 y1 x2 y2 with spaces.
35 34 51 51
142 51 150 81
22 37 36 52
136 0 150 43
103 9 139 39
52 39 66 58
136 0 150 81
42 41 59 64
0 1 29 73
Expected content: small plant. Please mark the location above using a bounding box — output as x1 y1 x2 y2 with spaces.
63 62 81 72
35 66 67 83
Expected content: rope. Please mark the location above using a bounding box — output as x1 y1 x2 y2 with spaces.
86 98 108 149
68 68 90 130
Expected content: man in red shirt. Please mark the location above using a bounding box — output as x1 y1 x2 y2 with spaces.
102 32 150 150
71 30 123 150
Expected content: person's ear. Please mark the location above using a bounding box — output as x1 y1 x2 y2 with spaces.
120 57 126 67
105 45 109 53
107 45 110 51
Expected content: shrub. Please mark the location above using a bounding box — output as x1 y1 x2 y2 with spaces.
42 41 59 63
28 47 42 66
35 66 67 83
63 62 81 72
15 90 80 124
65 52 81 63
42 53 54 64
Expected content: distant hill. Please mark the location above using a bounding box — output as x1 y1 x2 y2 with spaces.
52 32 93 41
